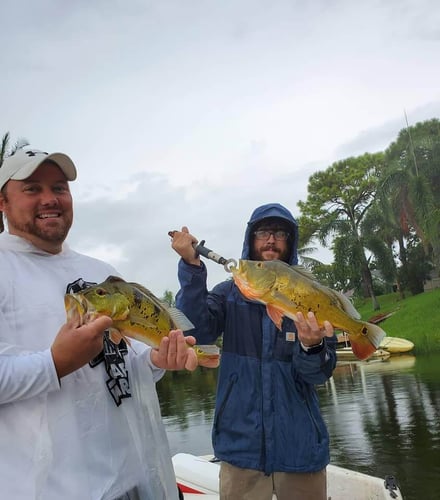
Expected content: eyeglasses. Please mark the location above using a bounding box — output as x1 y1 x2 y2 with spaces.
254 230 290 241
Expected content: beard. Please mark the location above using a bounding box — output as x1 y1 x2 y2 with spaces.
251 243 290 262
6 213 72 245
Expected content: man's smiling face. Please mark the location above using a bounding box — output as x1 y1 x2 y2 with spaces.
0 161 73 254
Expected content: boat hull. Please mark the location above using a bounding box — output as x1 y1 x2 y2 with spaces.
172 453 403 499
379 336 414 353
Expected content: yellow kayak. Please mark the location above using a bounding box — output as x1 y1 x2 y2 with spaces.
336 347 391 362
378 336 414 354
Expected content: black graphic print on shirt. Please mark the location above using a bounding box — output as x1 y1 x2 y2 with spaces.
66 278 132 406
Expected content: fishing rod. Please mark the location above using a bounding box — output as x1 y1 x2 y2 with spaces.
168 231 237 273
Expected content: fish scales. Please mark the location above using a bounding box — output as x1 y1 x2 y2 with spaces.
231 260 386 360
64 275 219 367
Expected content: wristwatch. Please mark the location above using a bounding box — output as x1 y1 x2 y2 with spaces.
300 339 324 353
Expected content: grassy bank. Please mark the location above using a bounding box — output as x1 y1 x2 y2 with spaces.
353 288 440 354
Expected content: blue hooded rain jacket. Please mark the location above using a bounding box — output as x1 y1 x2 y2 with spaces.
176 203 337 474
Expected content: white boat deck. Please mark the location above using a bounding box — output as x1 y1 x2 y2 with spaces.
173 453 403 499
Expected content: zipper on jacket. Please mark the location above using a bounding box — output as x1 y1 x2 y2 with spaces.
296 380 323 443
213 373 237 432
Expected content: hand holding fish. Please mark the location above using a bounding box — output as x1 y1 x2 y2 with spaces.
51 315 113 379
231 260 386 360
169 227 201 266
294 311 334 349
150 329 199 371
64 276 220 368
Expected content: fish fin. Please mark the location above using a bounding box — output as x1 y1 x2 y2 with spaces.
349 322 386 360
105 275 127 284
128 282 194 331
167 307 195 331
195 345 220 356
329 289 361 319
267 261 318 281
269 290 299 321
108 327 129 345
126 281 172 313
64 295 84 325
198 358 220 368
126 304 195 333
363 321 386 348
349 339 377 360
129 282 155 296
194 345 220 368
290 264 320 281
128 281 163 305
108 328 136 355
289 265 362 320
266 304 285 330
125 281 195 330
235 284 266 301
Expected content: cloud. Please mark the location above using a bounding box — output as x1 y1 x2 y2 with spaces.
2 0 440 298
335 101 440 159
68 165 315 296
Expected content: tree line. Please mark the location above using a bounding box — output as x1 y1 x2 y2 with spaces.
297 118 440 309
2 119 439 310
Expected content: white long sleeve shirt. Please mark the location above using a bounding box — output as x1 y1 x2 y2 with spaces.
0 232 178 500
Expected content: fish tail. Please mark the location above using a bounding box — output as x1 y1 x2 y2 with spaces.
194 344 220 368
350 322 386 360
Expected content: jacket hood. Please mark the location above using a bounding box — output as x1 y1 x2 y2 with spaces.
241 203 299 264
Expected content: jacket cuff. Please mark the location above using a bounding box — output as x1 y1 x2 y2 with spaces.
300 339 325 355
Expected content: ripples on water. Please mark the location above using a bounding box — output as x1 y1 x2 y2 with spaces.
321 355 440 499
158 354 440 499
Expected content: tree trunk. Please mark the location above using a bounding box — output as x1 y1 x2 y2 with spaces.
361 258 380 311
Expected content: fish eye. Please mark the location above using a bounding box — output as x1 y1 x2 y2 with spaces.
96 288 107 296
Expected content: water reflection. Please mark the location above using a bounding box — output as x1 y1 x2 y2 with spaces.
158 354 440 499
322 355 440 500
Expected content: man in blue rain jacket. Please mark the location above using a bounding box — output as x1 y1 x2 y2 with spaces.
171 203 337 500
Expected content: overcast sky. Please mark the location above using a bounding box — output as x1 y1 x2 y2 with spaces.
2 0 440 296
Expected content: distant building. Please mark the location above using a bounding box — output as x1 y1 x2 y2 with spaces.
424 270 440 291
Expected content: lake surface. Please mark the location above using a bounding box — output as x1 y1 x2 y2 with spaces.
157 353 440 500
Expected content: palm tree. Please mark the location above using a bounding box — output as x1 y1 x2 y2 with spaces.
0 132 29 233
381 119 440 273
298 152 384 310
360 200 403 297
161 290 176 307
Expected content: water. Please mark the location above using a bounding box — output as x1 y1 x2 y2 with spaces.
157 354 440 499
